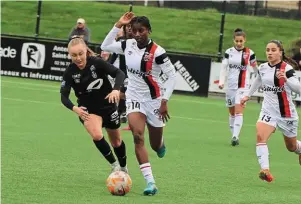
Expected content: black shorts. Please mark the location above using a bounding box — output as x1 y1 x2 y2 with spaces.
79 106 120 129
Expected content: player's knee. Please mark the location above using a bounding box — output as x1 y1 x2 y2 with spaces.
90 131 104 141
133 131 144 145
110 138 121 148
256 132 266 143
285 142 296 152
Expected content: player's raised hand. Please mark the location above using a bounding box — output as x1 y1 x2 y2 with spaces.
117 12 135 27
106 90 120 104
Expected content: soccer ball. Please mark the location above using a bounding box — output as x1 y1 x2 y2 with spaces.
106 171 132 196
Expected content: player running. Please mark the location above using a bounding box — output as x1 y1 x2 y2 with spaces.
241 40 301 182
101 12 176 195
60 37 128 174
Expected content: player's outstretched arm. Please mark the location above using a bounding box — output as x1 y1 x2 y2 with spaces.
101 12 134 54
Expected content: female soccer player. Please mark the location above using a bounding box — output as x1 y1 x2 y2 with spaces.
218 28 257 146
101 12 176 195
241 40 301 182
60 37 128 174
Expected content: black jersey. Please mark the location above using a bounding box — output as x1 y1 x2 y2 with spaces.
60 56 125 111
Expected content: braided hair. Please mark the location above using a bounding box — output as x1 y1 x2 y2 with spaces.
130 16 152 32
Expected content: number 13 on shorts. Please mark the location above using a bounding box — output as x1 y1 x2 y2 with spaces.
258 112 276 127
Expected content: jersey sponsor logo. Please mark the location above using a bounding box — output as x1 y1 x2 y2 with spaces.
90 65 97 78
86 79 103 92
127 67 152 78
229 64 247 70
262 85 285 94
21 43 45 69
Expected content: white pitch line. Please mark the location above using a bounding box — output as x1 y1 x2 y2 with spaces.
4 97 301 133
1 97 254 128
0 79 245 108
1 80 60 88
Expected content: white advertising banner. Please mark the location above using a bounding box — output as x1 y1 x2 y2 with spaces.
209 62 301 101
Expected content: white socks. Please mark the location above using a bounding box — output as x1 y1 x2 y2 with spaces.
256 143 269 170
229 115 235 134
233 114 243 138
140 163 155 184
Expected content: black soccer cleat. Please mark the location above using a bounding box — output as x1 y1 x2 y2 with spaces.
231 137 239 146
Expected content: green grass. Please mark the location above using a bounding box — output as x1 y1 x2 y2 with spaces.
2 1 301 59
2 76 301 204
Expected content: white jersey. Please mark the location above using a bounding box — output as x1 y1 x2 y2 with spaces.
258 62 298 118
101 26 176 102
222 47 257 89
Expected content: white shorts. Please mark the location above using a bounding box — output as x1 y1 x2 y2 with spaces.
257 111 299 137
126 99 164 127
225 88 248 107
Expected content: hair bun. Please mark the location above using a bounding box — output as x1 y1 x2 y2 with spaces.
234 28 243 32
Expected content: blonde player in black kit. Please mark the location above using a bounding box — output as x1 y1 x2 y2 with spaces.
60 37 128 174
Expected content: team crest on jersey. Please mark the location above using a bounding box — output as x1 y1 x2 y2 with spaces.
72 73 81 83
143 52 153 62
128 51 133 55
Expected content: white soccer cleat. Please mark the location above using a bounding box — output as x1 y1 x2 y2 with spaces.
120 165 129 174
111 161 120 173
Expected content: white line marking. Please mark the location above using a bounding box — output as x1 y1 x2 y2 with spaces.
1 84 59 93
3 97 301 133
1 97 254 128
1 79 250 108
2 80 59 88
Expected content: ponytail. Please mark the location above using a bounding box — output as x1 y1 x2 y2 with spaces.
269 40 300 70
283 55 300 70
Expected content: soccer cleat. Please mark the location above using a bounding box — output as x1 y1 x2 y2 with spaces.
111 161 120 173
156 143 166 158
259 169 274 182
143 182 158 196
120 165 129 174
231 137 239 146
